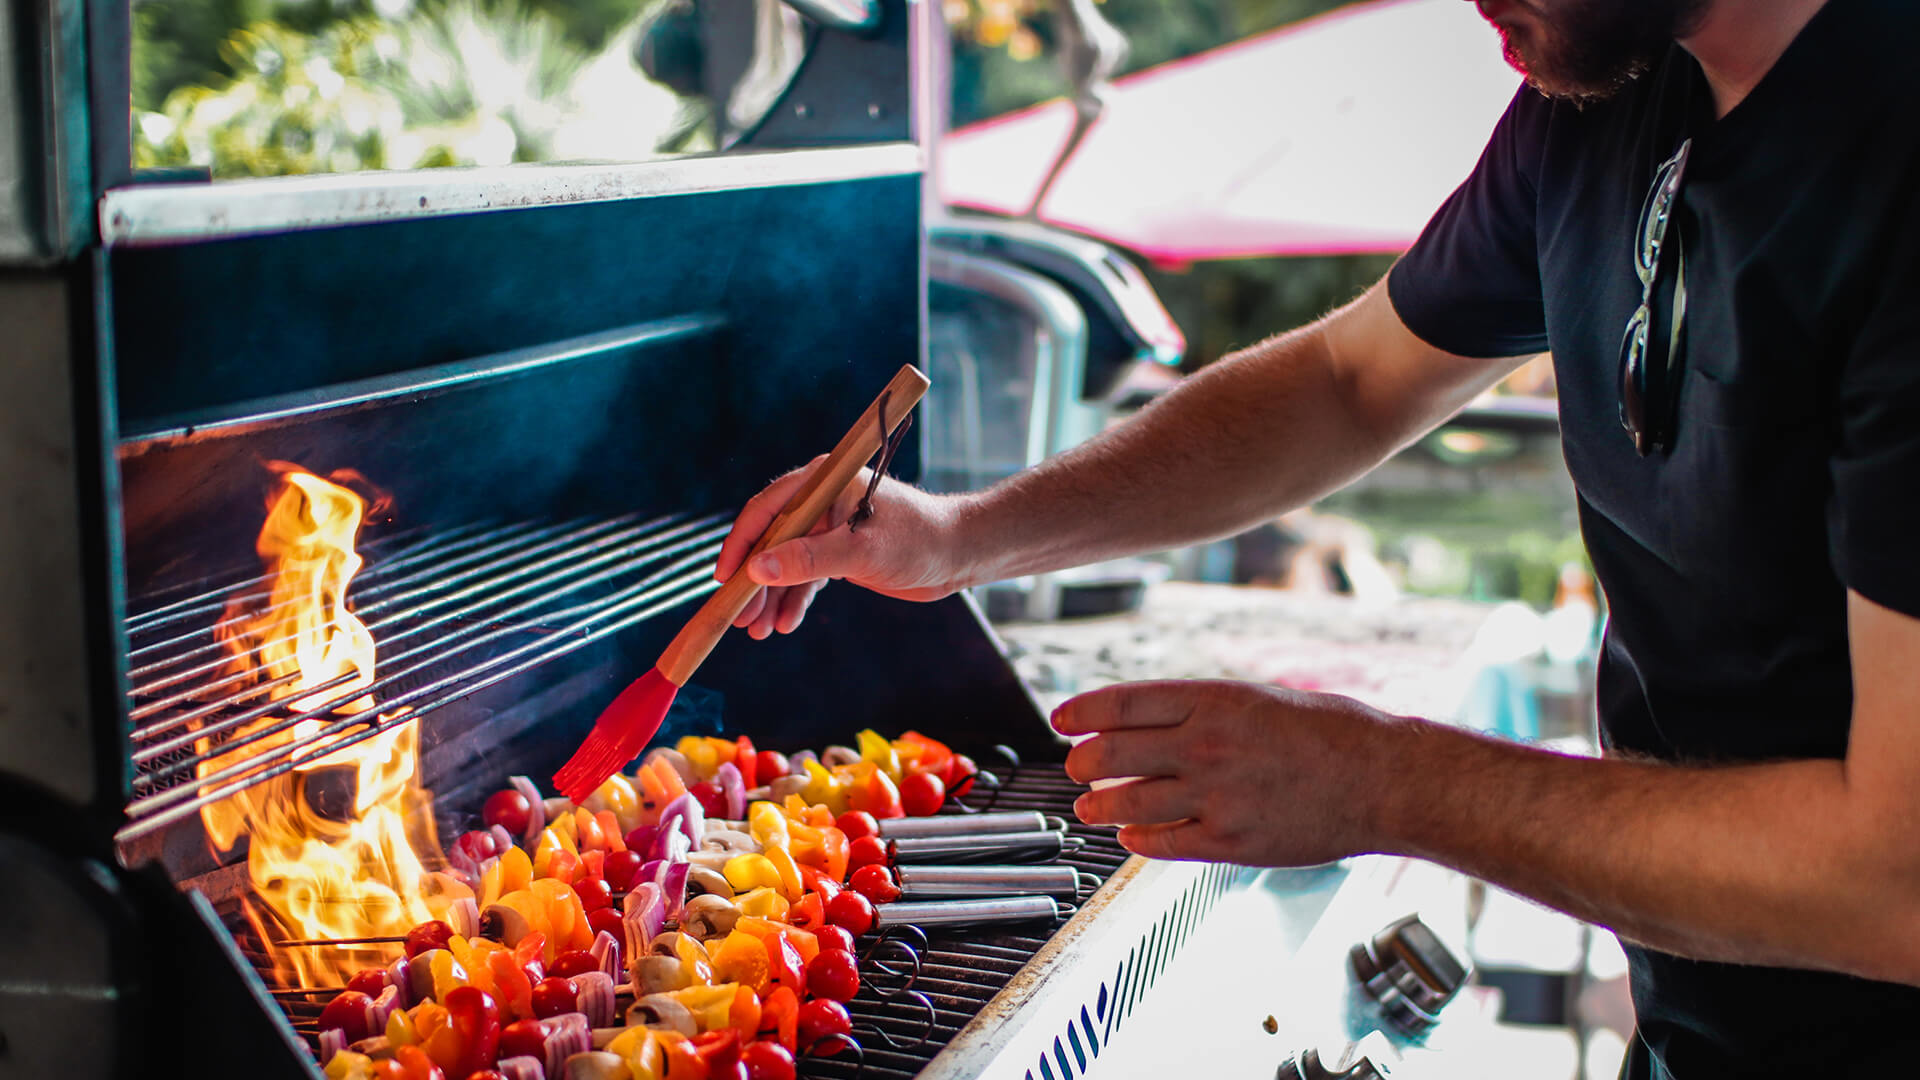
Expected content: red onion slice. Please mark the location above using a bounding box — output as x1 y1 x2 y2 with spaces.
369 984 398 1034
572 971 617 1028
449 896 481 940
716 762 746 820
497 1056 546 1080
317 1028 347 1066
509 776 547 843
590 930 622 982
541 1012 592 1079
385 957 413 1008
659 794 704 844
622 882 665 970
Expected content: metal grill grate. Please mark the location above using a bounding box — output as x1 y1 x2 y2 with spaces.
118 512 728 842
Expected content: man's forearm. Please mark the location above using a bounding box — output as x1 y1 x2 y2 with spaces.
1372 717 1920 984
951 322 1389 586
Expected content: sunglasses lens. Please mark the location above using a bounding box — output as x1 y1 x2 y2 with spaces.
1619 307 1650 438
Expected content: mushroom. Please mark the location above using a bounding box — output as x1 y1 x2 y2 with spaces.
628 994 699 1037
678 894 740 940
687 850 731 873
479 903 532 946
347 1036 395 1060
563 1050 632 1080
821 745 860 768
702 829 758 855
650 931 705 958
644 747 697 787
685 865 734 901
632 955 691 994
768 774 809 800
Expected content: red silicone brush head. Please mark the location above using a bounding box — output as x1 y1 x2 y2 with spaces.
553 666 679 803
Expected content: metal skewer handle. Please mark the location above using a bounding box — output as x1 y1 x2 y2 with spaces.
872 895 1065 929
887 830 1076 863
895 864 1081 899
877 811 1057 839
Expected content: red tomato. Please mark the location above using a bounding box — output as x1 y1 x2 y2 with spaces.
574 877 613 912
813 925 856 954
833 811 878 841
548 950 598 980
899 771 946 817
825 891 875 936
804 949 860 1002
452 829 499 865
849 864 901 904
483 789 534 836
317 990 376 1042
587 906 625 941
403 920 455 959
498 1019 546 1062
530 975 577 1018
346 968 390 997
690 781 728 818
796 998 853 1057
603 849 646 892
756 751 791 784
946 754 978 798
742 1041 797 1080
847 836 887 873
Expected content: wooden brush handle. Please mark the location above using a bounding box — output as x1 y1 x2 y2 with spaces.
657 364 930 685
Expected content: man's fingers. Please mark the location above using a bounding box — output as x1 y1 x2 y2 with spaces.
771 581 822 635
1052 681 1199 736
715 456 826 582
733 586 770 630
1116 821 1222 862
1073 778 1194 827
1064 729 1180 784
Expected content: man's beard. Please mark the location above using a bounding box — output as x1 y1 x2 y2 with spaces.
1496 0 1710 105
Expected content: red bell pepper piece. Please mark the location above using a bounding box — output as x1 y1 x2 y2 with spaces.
787 892 825 932
735 736 758 789
758 986 800 1053
693 1028 743 1069
443 986 502 1078
765 933 806 997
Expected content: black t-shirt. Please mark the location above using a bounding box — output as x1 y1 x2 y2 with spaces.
1388 0 1920 1076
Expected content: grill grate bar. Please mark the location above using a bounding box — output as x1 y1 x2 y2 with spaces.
116 513 732 842
127 514 653 708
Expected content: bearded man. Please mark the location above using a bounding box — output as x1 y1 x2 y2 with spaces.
717 1 1920 1074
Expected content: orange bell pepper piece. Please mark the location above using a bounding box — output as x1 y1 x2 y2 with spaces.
486 949 532 1020
658 1030 710 1080
758 986 800 1053
728 985 761 1038
596 811 627 853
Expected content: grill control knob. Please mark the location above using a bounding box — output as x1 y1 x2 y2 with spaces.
1277 1045 1391 1080
1350 913 1469 1033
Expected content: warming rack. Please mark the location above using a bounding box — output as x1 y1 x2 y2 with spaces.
117 511 729 842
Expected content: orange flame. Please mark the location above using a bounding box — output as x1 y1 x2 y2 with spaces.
200 466 446 988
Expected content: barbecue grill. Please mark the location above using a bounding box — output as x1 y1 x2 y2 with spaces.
1 0 1488 1075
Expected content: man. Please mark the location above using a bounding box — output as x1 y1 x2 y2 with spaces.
716 0 1920 1074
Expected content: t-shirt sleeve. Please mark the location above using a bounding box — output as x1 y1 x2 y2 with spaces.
1387 85 1551 359
1828 193 1920 618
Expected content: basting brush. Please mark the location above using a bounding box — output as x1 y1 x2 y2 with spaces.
554 364 931 802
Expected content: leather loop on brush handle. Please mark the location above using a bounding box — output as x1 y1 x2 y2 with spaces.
657 364 930 685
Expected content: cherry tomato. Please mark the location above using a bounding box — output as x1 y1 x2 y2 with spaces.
573 877 613 912
483 789 534 836
742 1040 798 1080
947 754 978 798
833 811 878 841
847 836 888 873
604 849 646 892
825 891 875 936
804 949 860 1002
756 751 791 784
403 920 455 959
453 829 499 866
796 998 853 1057
899 771 945 817
530 975 577 1018
548 950 598 980
690 781 728 818
465 1073 508 1080
318 990 376 1043
587 906 626 941
849 864 901 904
814 925 856 954
498 1018 546 1062
346 968 390 997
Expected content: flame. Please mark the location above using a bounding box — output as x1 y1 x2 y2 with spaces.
199 466 443 988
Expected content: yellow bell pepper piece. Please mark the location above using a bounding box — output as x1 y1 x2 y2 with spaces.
733 886 790 920
677 736 719 780
665 983 741 1032
606 1027 664 1080
857 729 903 782
427 949 468 1002
324 1052 375 1080
498 845 533 899
748 802 789 849
673 934 714 985
586 774 642 835
801 759 847 814
709 930 772 993
763 844 804 902
385 1006 417 1046
723 853 783 894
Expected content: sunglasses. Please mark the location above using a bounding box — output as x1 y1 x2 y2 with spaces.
1618 137 1693 456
